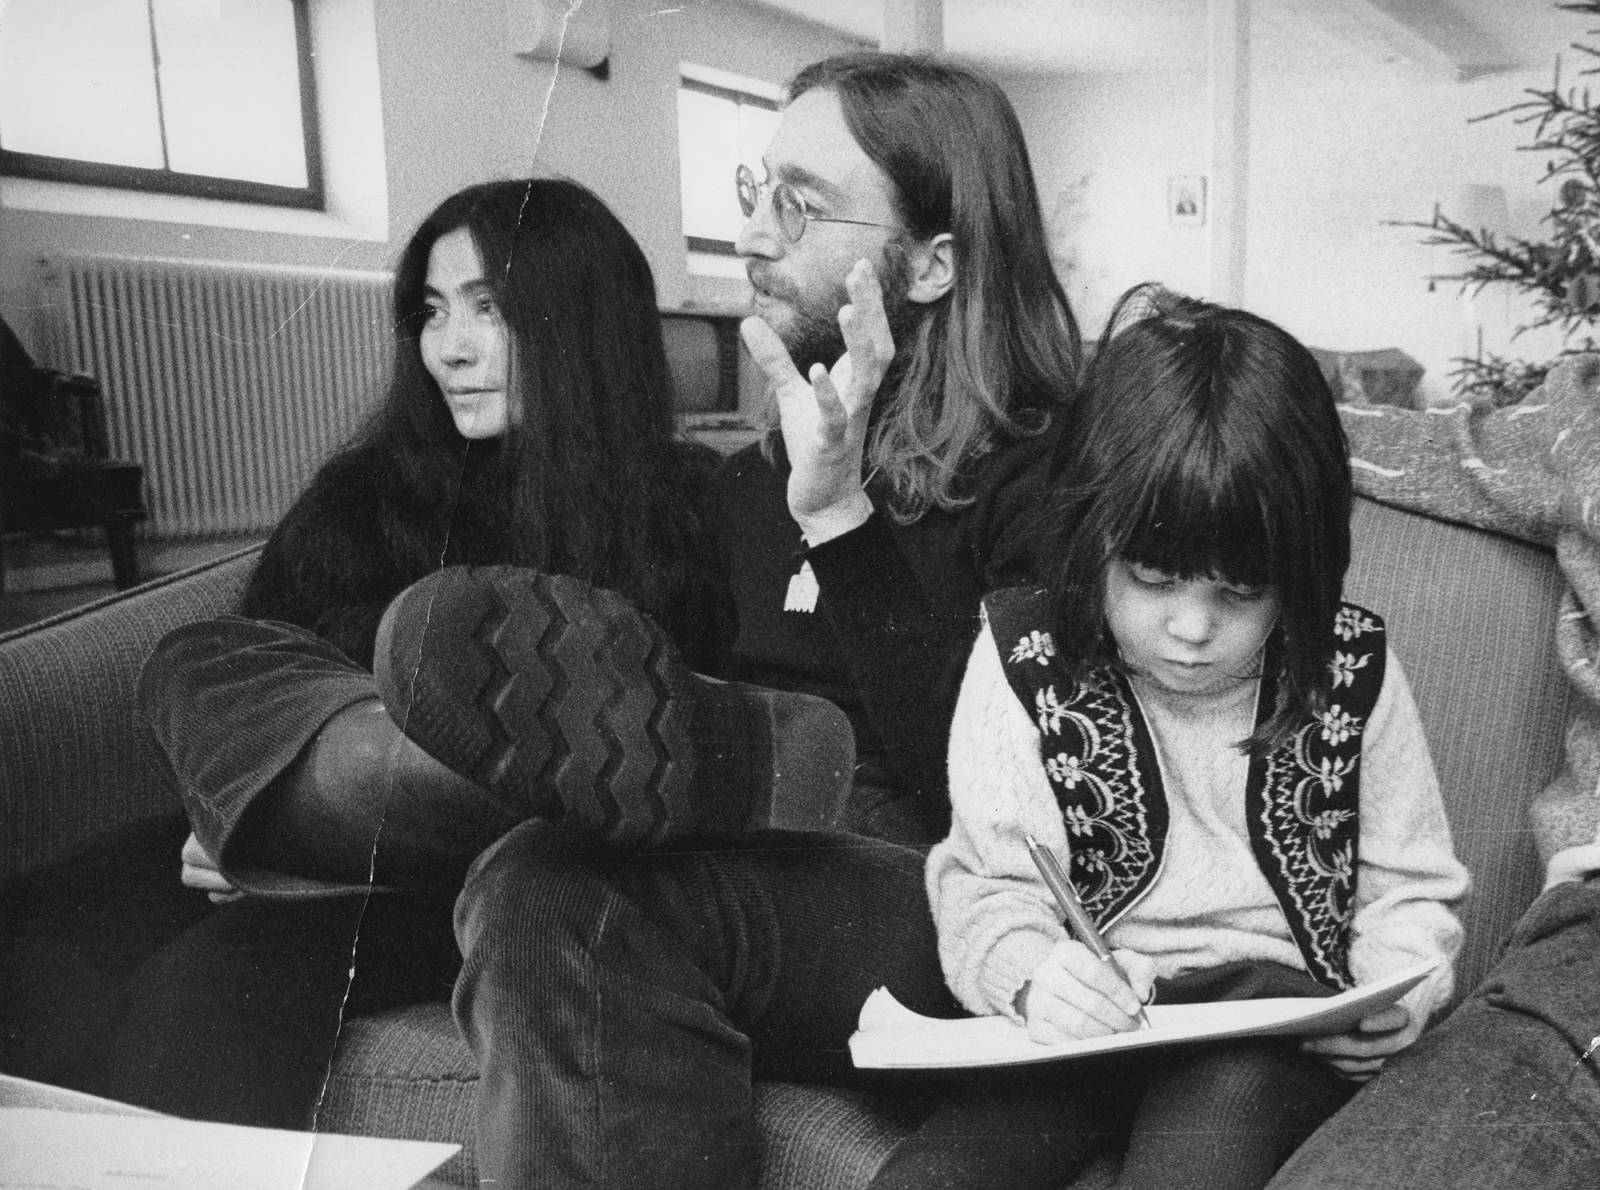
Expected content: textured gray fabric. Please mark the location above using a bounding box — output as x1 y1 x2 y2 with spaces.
0 496 1569 1187
755 1082 931 1189
755 1078 1121 1188
1346 498 1569 996
1341 357 1600 883
318 1006 479 1186
0 547 257 878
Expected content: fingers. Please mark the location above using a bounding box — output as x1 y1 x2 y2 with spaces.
745 315 838 447
180 830 239 900
740 316 804 390
742 263 887 472
1111 947 1158 1006
180 831 210 867
1317 1052 1389 1082
1301 1030 1410 1060
180 860 235 895
1352 1004 1411 1034
808 362 849 437
740 259 890 421
843 259 892 354
1301 1006 1410 1077
1024 991 1120 1046
1051 941 1145 1017
1300 1004 1415 1082
1025 941 1149 1044
837 260 893 408
1302 1004 1411 1049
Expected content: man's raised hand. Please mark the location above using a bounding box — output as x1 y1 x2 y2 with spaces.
740 258 895 545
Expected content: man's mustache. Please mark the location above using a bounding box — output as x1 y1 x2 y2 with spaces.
745 262 802 305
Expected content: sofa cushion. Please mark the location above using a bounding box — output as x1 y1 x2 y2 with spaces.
1345 497 1570 996
319 1006 480 1186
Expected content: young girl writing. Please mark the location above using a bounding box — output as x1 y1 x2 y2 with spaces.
871 286 1469 1190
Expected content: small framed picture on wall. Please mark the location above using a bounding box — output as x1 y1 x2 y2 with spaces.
1168 175 1206 226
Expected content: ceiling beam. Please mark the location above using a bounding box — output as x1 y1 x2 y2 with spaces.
1318 0 1514 82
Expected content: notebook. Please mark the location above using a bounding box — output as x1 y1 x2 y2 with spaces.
849 958 1439 1070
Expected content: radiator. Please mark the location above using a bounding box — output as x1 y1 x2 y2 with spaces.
43 254 394 538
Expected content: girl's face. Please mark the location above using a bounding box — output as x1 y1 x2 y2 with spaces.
419 227 512 440
1104 560 1279 697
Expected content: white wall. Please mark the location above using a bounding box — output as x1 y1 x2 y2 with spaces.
371 0 858 310
1006 71 1211 340
13 0 1562 411
0 0 859 357
1007 60 1560 405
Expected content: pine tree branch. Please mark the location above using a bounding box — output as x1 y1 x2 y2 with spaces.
1400 4 1600 400
1388 211 1590 335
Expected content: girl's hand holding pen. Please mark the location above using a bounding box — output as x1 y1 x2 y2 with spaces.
1021 832 1155 1037
1021 939 1157 1045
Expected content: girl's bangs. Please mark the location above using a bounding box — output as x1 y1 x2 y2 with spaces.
1116 453 1271 588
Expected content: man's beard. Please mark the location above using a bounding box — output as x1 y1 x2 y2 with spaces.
748 241 918 376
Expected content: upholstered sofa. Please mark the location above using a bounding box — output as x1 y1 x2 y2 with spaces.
0 495 1571 1187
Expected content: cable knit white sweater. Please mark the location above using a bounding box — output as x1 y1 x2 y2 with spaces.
928 620 1470 1052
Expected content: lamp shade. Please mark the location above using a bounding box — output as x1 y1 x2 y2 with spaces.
1450 183 1510 235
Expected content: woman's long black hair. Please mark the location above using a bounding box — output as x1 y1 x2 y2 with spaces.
1040 284 1352 753
241 178 708 663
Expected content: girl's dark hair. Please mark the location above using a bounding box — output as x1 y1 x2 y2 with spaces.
1042 284 1352 753
245 178 704 658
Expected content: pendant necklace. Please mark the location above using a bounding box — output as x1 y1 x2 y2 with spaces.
785 467 880 614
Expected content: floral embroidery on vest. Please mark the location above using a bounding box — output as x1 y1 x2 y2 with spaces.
984 587 1386 990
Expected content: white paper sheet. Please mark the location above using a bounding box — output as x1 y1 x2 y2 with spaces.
850 958 1439 1070
0 1105 458 1190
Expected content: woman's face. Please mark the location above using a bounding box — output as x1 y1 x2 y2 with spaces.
419 227 512 440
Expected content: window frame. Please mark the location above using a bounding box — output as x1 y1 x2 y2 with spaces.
0 0 324 210
678 72 779 259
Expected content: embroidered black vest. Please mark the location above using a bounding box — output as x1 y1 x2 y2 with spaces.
985 587 1387 990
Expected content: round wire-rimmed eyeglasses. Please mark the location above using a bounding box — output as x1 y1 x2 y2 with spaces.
735 164 901 244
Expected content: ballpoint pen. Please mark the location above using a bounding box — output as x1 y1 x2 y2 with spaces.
1024 833 1152 1029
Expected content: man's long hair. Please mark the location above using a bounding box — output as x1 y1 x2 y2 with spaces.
789 53 1082 521
246 179 706 653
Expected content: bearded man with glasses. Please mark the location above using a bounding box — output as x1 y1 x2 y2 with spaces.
441 52 1085 1188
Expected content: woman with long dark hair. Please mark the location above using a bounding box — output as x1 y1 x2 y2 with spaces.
139 177 720 898
0 177 719 1126
239 178 708 671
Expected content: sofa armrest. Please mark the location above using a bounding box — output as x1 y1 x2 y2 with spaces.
0 547 259 879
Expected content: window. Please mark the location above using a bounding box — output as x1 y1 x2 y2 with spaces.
677 66 781 260
0 0 321 209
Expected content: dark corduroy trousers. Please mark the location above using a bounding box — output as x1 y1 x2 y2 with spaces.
452 818 959 1190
